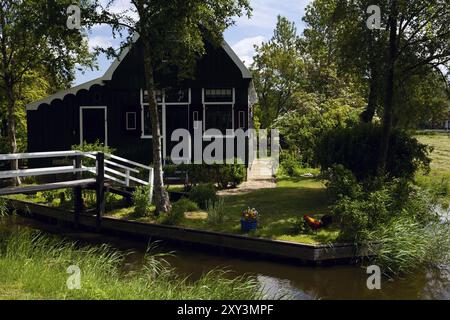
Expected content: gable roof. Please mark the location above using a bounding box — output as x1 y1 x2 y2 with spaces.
27 34 252 111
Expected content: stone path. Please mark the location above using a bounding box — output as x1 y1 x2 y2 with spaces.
217 158 277 196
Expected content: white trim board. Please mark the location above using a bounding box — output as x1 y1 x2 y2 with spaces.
26 33 251 111
79 106 108 146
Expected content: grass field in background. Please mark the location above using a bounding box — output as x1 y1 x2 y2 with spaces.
415 132 450 207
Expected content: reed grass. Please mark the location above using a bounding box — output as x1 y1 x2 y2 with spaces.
0 230 262 300
366 218 450 276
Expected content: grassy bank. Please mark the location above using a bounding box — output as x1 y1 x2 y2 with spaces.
0 229 262 300
106 177 339 245
180 177 338 244
3 177 337 245
415 132 450 207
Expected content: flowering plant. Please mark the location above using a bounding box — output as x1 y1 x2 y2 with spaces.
242 207 259 222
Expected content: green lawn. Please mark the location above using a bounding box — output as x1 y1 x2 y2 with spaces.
2 176 339 245
9 133 450 246
176 177 339 244
415 132 450 206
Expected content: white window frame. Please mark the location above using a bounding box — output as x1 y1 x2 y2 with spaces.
141 88 191 163
79 106 108 146
141 88 191 139
126 112 137 130
202 88 235 138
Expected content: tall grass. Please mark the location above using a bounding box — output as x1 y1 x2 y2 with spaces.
207 198 226 225
0 230 262 300
0 199 7 217
365 218 450 276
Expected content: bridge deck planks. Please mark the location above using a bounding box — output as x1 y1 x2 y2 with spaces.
0 179 97 196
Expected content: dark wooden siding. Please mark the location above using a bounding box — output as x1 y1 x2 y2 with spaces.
27 39 251 166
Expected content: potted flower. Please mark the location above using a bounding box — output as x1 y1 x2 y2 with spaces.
241 207 259 233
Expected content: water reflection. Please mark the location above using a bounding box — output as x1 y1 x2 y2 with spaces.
1 215 449 300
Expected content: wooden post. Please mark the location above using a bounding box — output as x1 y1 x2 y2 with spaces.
73 155 83 228
148 168 154 204
96 152 105 230
125 169 130 187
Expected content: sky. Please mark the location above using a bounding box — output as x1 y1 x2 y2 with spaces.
74 0 312 85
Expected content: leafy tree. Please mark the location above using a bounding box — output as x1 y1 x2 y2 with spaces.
251 16 305 129
274 97 362 166
0 69 52 154
90 0 251 214
0 0 94 185
303 0 450 173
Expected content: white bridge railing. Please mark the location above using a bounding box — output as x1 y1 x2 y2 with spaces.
0 151 154 203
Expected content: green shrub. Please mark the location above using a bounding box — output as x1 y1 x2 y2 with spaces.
213 162 247 189
207 198 226 225
175 161 246 190
71 141 116 167
189 184 217 210
325 165 362 201
328 165 442 241
71 140 116 154
274 100 361 166
316 124 432 181
159 198 198 225
132 186 152 217
42 190 58 204
279 152 302 177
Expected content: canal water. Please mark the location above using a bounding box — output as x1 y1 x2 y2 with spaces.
1 215 449 300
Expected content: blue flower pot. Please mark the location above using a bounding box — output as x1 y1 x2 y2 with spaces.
241 219 258 233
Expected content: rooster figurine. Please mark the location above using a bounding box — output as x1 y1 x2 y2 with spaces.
303 215 332 231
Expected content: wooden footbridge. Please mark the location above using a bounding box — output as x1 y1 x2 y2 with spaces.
0 151 154 228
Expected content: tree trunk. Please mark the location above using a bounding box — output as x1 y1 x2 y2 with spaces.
6 82 21 186
142 38 171 215
377 0 398 175
360 66 378 123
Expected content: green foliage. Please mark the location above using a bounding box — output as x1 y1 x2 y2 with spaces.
0 230 261 300
159 198 198 226
316 124 432 181
214 162 247 189
274 100 361 166
0 0 94 160
175 162 246 190
132 186 152 217
327 165 450 275
189 184 218 210
207 198 226 225
279 152 302 177
251 16 305 128
42 190 58 204
324 165 362 201
294 217 315 235
71 140 116 154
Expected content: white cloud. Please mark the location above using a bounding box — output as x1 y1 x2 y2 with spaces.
88 36 114 51
236 0 312 30
99 0 138 21
231 36 266 67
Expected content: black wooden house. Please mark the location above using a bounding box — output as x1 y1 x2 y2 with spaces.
26 35 257 165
